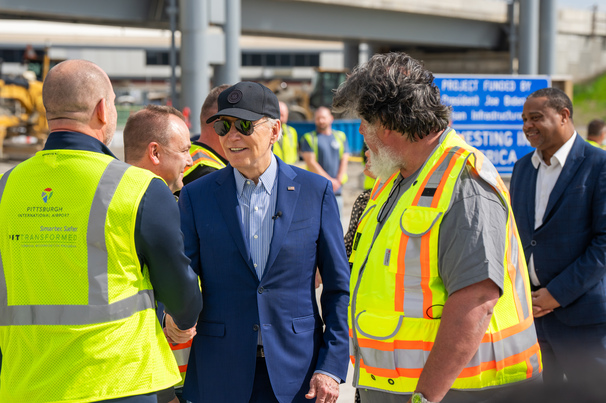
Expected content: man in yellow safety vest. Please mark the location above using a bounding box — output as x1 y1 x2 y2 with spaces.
332 52 542 403
123 104 195 403
0 60 201 402
273 101 299 165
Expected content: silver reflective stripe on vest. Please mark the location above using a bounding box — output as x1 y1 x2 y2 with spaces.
0 167 14 199
401 237 423 317
172 345 191 366
191 151 219 165
357 320 538 374
0 168 15 316
3 289 155 326
0 160 155 326
88 159 129 305
416 147 463 208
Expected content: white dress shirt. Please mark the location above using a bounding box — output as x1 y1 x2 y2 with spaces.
527 132 577 286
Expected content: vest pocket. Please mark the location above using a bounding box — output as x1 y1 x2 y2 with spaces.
399 206 443 238
355 310 404 340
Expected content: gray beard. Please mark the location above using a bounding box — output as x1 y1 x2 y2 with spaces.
368 146 403 181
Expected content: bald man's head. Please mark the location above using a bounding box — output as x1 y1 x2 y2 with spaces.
43 60 117 144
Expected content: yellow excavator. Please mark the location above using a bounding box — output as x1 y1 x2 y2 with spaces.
0 46 54 159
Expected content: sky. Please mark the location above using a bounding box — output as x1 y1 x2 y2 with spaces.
558 0 606 10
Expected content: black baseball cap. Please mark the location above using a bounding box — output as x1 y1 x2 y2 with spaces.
206 81 280 123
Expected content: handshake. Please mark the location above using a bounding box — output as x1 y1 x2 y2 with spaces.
163 313 197 344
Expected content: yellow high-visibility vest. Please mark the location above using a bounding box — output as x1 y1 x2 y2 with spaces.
184 143 226 178
0 149 180 402
586 139 606 150
273 124 299 164
349 130 541 393
302 130 349 184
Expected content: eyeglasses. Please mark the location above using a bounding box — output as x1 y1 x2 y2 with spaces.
213 118 269 137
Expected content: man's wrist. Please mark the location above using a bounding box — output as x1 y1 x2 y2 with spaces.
411 392 438 403
313 370 341 384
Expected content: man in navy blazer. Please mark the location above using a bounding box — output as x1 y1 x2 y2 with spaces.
171 82 350 402
510 87 606 388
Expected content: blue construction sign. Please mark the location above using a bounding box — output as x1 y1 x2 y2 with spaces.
434 75 551 175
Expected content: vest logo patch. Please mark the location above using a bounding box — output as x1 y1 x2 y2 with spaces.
353 232 362 251
421 188 436 197
384 249 391 266
41 188 53 203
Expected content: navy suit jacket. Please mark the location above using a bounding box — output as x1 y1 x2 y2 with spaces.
178 158 350 403
510 135 606 326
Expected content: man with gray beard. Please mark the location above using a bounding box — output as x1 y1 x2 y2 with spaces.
333 52 541 403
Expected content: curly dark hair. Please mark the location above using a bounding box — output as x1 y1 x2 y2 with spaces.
528 87 574 120
332 52 450 141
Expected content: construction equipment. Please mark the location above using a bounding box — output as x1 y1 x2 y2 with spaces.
0 46 54 160
0 73 48 159
266 68 349 121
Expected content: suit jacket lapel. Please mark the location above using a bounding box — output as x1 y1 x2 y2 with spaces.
264 160 299 277
542 135 585 224
214 167 255 273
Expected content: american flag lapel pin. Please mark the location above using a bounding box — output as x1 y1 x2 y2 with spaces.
288 186 295 191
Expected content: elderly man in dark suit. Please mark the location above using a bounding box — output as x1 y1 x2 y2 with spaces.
168 82 350 403
510 87 606 389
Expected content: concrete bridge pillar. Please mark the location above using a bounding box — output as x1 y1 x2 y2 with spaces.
519 0 539 74
214 0 241 87
180 0 209 134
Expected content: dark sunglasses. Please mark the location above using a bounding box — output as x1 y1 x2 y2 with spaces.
213 118 269 136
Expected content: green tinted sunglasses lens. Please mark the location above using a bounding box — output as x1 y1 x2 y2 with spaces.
214 120 230 136
214 119 258 136
235 120 253 135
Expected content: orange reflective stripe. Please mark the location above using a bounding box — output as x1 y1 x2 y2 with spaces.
359 359 423 379
481 314 534 343
353 317 533 352
458 360 497 378
430 148 466 209
455 342 540 379
356 337 435 352
170 339 192 351
371 172 399 200
423 148 466 319
358 343 540 381
395 235 409 312
370 178 381 198
525 358 533 379
178 365 188 373
185 148 224 173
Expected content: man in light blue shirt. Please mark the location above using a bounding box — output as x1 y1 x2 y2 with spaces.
176 82 350 403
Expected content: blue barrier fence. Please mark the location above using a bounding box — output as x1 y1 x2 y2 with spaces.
289 119 363 155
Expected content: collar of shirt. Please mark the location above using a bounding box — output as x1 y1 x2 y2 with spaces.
43 131 117 158
531 131 577 169
234 154 278 197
